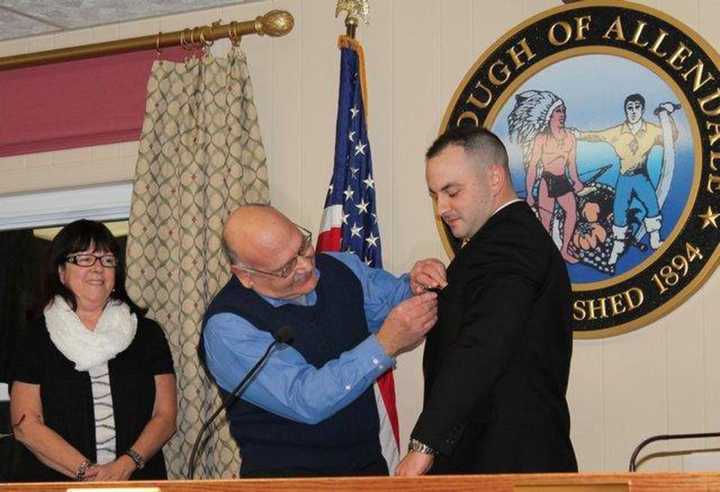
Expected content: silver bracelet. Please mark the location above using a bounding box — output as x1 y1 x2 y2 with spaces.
408 438 437 455
75 459 92 481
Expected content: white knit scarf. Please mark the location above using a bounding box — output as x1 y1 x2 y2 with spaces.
44 296 137 371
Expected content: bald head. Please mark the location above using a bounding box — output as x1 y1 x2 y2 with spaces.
223 205 319 299
223 205 298 269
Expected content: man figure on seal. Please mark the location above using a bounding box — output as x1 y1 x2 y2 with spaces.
576 94 678 264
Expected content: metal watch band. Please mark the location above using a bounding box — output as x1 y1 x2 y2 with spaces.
125 447 145 469
75 459 91 480
408 438 437 455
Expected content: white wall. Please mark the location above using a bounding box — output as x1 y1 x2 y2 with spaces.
2 0 719 472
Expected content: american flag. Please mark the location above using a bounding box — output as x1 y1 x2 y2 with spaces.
317 35 400 470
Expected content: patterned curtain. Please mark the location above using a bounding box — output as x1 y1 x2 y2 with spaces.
125 48 269 479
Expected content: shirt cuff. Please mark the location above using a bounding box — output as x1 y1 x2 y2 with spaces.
360 335 396 374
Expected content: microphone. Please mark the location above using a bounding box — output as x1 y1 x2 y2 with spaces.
274 325 294 345
187 326 294 479
628 431 720 471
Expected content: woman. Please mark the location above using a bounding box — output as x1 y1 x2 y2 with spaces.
10 219 176 481
508 90 584 263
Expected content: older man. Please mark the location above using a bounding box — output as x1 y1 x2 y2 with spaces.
397 127 577 475
200 205 441 478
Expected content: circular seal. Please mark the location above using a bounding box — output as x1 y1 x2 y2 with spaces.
437 0 720 337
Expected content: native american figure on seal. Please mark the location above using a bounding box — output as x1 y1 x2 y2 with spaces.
508 90 585 264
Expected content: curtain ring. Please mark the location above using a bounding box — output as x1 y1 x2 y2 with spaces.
187 28 198 59
191 28 204 57
201 26 214 48
198 29 208 57
234 22 242 46
228 21 240 47
155 31 162 60
199 27 213 56
180 28 194 63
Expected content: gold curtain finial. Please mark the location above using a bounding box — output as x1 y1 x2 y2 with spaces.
335 0 369 38
255 10 294 37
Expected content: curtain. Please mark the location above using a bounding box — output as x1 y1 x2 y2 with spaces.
125 48 269 478
0 48 186 158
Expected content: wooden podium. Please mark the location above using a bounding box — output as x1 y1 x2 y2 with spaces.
2 473 720 491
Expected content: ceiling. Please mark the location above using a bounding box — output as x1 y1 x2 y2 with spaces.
0 1 257 41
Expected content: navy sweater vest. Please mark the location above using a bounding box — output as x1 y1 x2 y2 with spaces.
201 254 383 476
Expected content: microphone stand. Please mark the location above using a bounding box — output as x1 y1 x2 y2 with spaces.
187 338 282 479
628 432 720 471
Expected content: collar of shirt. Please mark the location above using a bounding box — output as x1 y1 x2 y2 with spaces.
461 198 523 248
622 120 647 136
492 198 523 217
259 268 321 307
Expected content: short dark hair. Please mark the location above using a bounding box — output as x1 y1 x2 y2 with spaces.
624 93 645 110
36 219 144 316
426 126 509 170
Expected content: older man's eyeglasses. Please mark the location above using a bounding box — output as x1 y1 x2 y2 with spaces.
241 224 314 279
66 253 118 268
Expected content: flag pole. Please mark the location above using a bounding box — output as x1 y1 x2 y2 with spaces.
345 16 358 39
322 0 401 469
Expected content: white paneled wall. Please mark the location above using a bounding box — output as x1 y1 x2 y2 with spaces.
1 0 719 473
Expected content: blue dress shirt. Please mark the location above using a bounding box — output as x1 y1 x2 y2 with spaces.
203 252 411 425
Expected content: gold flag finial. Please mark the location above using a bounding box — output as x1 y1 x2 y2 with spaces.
335 0 369 38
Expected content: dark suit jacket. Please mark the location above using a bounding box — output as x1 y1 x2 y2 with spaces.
412 201 577 474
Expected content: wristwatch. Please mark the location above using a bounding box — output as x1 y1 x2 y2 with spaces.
125 447 145 469
408 438 437 455
75 459 92 480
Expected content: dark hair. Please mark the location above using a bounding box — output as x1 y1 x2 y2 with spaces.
35 219 144 316
624 93 645 110
426 126 509 170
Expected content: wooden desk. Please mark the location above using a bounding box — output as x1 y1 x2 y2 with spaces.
2 473 720 492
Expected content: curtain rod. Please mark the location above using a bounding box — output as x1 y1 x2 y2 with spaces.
0 10 294 71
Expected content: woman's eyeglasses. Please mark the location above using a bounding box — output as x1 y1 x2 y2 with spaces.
66 253 118 268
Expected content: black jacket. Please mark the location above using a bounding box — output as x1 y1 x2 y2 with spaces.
412 201 577 473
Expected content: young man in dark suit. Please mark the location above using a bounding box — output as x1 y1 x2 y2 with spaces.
396 127 577 475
